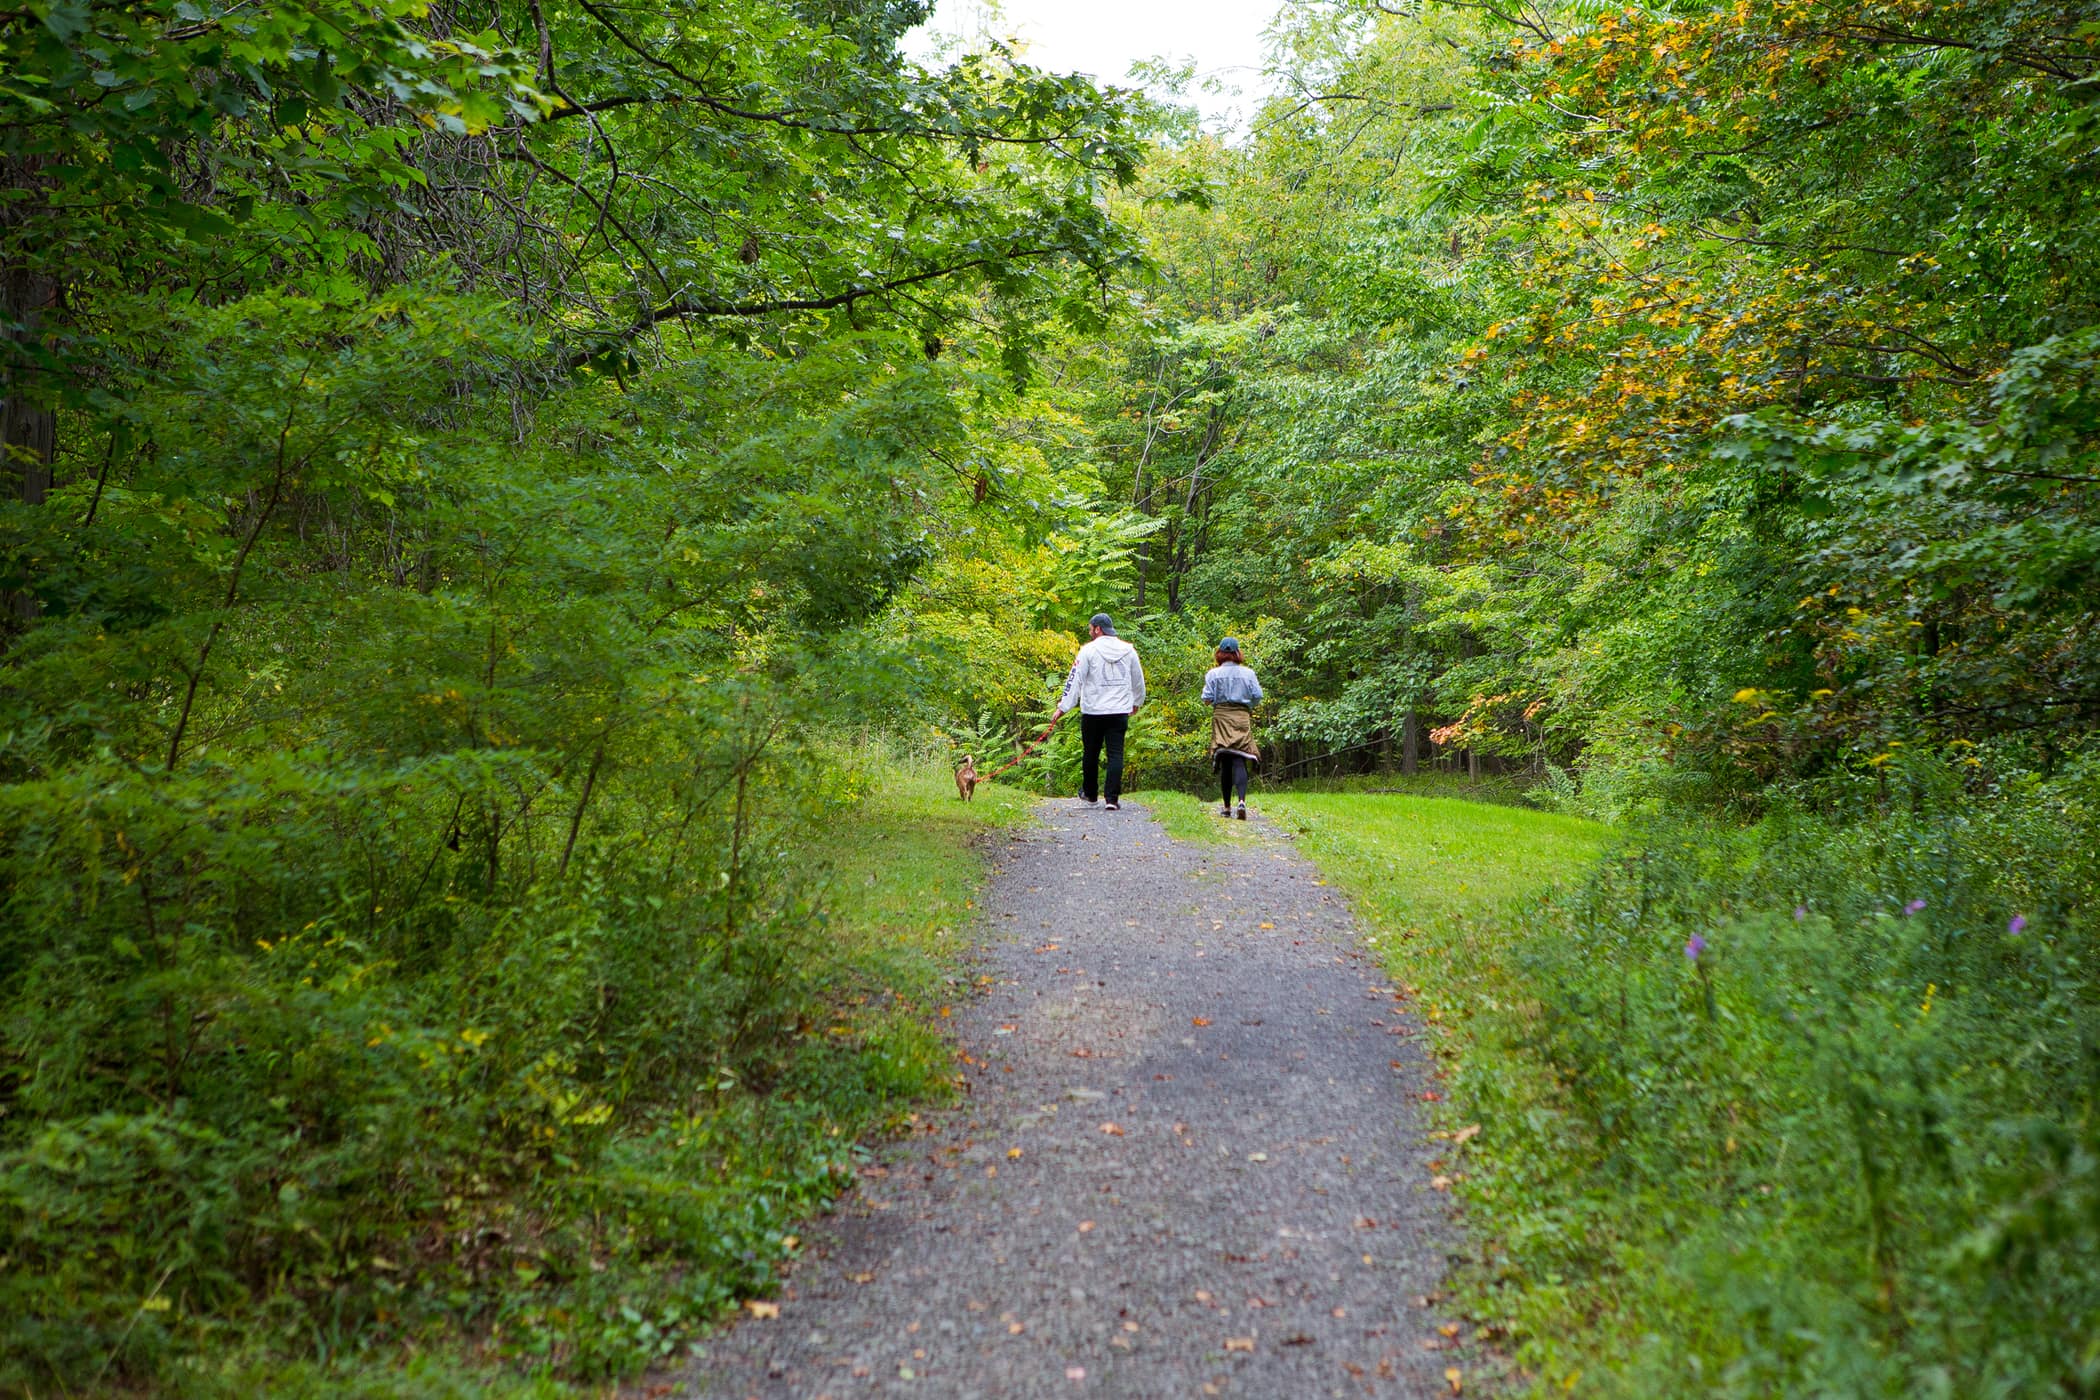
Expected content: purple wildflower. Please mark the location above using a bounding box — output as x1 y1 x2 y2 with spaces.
2009 914 2027 936
1905 899 1928 916
1794 905 1808 922
1685 934 1707 963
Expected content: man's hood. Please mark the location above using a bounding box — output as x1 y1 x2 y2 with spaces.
1090 636 1137 661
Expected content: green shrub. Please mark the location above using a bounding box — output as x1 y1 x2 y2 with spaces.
1441 751 2100 1394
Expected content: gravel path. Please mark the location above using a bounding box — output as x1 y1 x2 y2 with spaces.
686 799 1464 1399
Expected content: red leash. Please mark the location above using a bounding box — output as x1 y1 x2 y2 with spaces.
980 716 1062 781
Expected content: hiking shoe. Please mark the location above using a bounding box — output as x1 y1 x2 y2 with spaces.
1219 805 1232 817
1104 801 1120 811
1236 805 1247 820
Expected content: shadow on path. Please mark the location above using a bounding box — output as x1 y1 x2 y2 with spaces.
686 799 1461 1399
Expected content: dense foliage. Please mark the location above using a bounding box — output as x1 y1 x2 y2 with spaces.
1053 1 2099 1394
7 0 2100 1392
0 0 1147 1389
1017 0 2100 798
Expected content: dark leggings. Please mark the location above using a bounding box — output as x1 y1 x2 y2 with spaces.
1218 753 1249 806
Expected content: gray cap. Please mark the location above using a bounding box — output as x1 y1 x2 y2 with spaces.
1090 613 1115 634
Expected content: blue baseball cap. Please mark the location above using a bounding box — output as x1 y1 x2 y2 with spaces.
1218 636 1241 654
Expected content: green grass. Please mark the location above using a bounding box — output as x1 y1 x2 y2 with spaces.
1264 792 1609 935
1262 792 1612 1391
817 760 1034 1005
1126 788 1257 845
133 761 1031 1400
1267 770 1541 809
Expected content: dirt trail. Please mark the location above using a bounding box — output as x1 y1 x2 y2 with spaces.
688 799 1462 1399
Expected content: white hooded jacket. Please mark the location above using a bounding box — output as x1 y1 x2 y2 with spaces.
1059 635 1147 716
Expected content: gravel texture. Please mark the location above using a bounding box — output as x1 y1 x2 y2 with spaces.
685 798 1463 1399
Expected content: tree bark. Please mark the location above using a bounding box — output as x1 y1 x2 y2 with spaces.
2 157 57 625
1401 711 1419 776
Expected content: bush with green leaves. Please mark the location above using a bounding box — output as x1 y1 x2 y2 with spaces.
1451 748 2100 1394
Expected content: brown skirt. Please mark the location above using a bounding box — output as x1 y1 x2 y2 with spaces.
1210 704 1259 763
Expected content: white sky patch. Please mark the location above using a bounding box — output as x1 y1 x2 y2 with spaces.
906 0 1286 132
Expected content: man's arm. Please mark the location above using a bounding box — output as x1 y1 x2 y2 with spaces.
1130 652 1147 712
1056 648 1087 717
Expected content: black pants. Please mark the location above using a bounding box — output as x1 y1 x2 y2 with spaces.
1218 752 1249 806
1080 712 1128 803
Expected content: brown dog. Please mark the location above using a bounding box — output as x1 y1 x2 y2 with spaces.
954 754 979 802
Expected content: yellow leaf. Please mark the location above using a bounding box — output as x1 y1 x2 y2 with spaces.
745 1300 780 1319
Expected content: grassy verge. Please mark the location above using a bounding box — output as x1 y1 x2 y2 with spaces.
1273 768 2100 1396
29 758 1029 1400
1264 770 1541 809
1259 792 1611 1389
1125 788 1257 845
1262 793 1608 934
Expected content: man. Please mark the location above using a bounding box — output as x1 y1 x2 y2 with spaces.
1054 613 1146 810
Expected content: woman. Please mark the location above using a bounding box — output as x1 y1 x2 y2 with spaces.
1201 637 1263 819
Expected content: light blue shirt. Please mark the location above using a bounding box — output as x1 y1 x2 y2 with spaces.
1201 662 1263 707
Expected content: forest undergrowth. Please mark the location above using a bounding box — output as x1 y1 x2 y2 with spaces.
1 752 1025 1397
1283 759 2100 1396
6 0 2100 1393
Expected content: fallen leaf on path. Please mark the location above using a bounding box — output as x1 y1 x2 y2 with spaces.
744 1300 780 1319
1225 1337 1255 1352
1354 1217 1377 1229
1259 922 1275 930
1100 1122 1124 1136
1420 1090 1442 1102
1247 1152 1269 1163
1332 1307 1347 1318
1282 1333 1314 1346
1454 1124 1482 1145
847 1271 875 1284
1191 1017 1211 1027
1440 1323 1462 1338
1078 1220 1095 1233
1446 1366 1464 1394
1009 1321 1025 1334
1430 1175 1454 1191
1122 1321 1140 1333
1008 1147 1023 1158
1066 1366 1087 1380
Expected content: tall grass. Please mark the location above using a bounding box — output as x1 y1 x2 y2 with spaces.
0 751 1026 1395
1286 759 2100 1394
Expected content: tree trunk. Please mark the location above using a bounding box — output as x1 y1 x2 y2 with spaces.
1401 711 1419 776
2 157 57 624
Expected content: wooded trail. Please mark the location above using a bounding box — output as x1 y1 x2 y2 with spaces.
688 800 1464 1399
